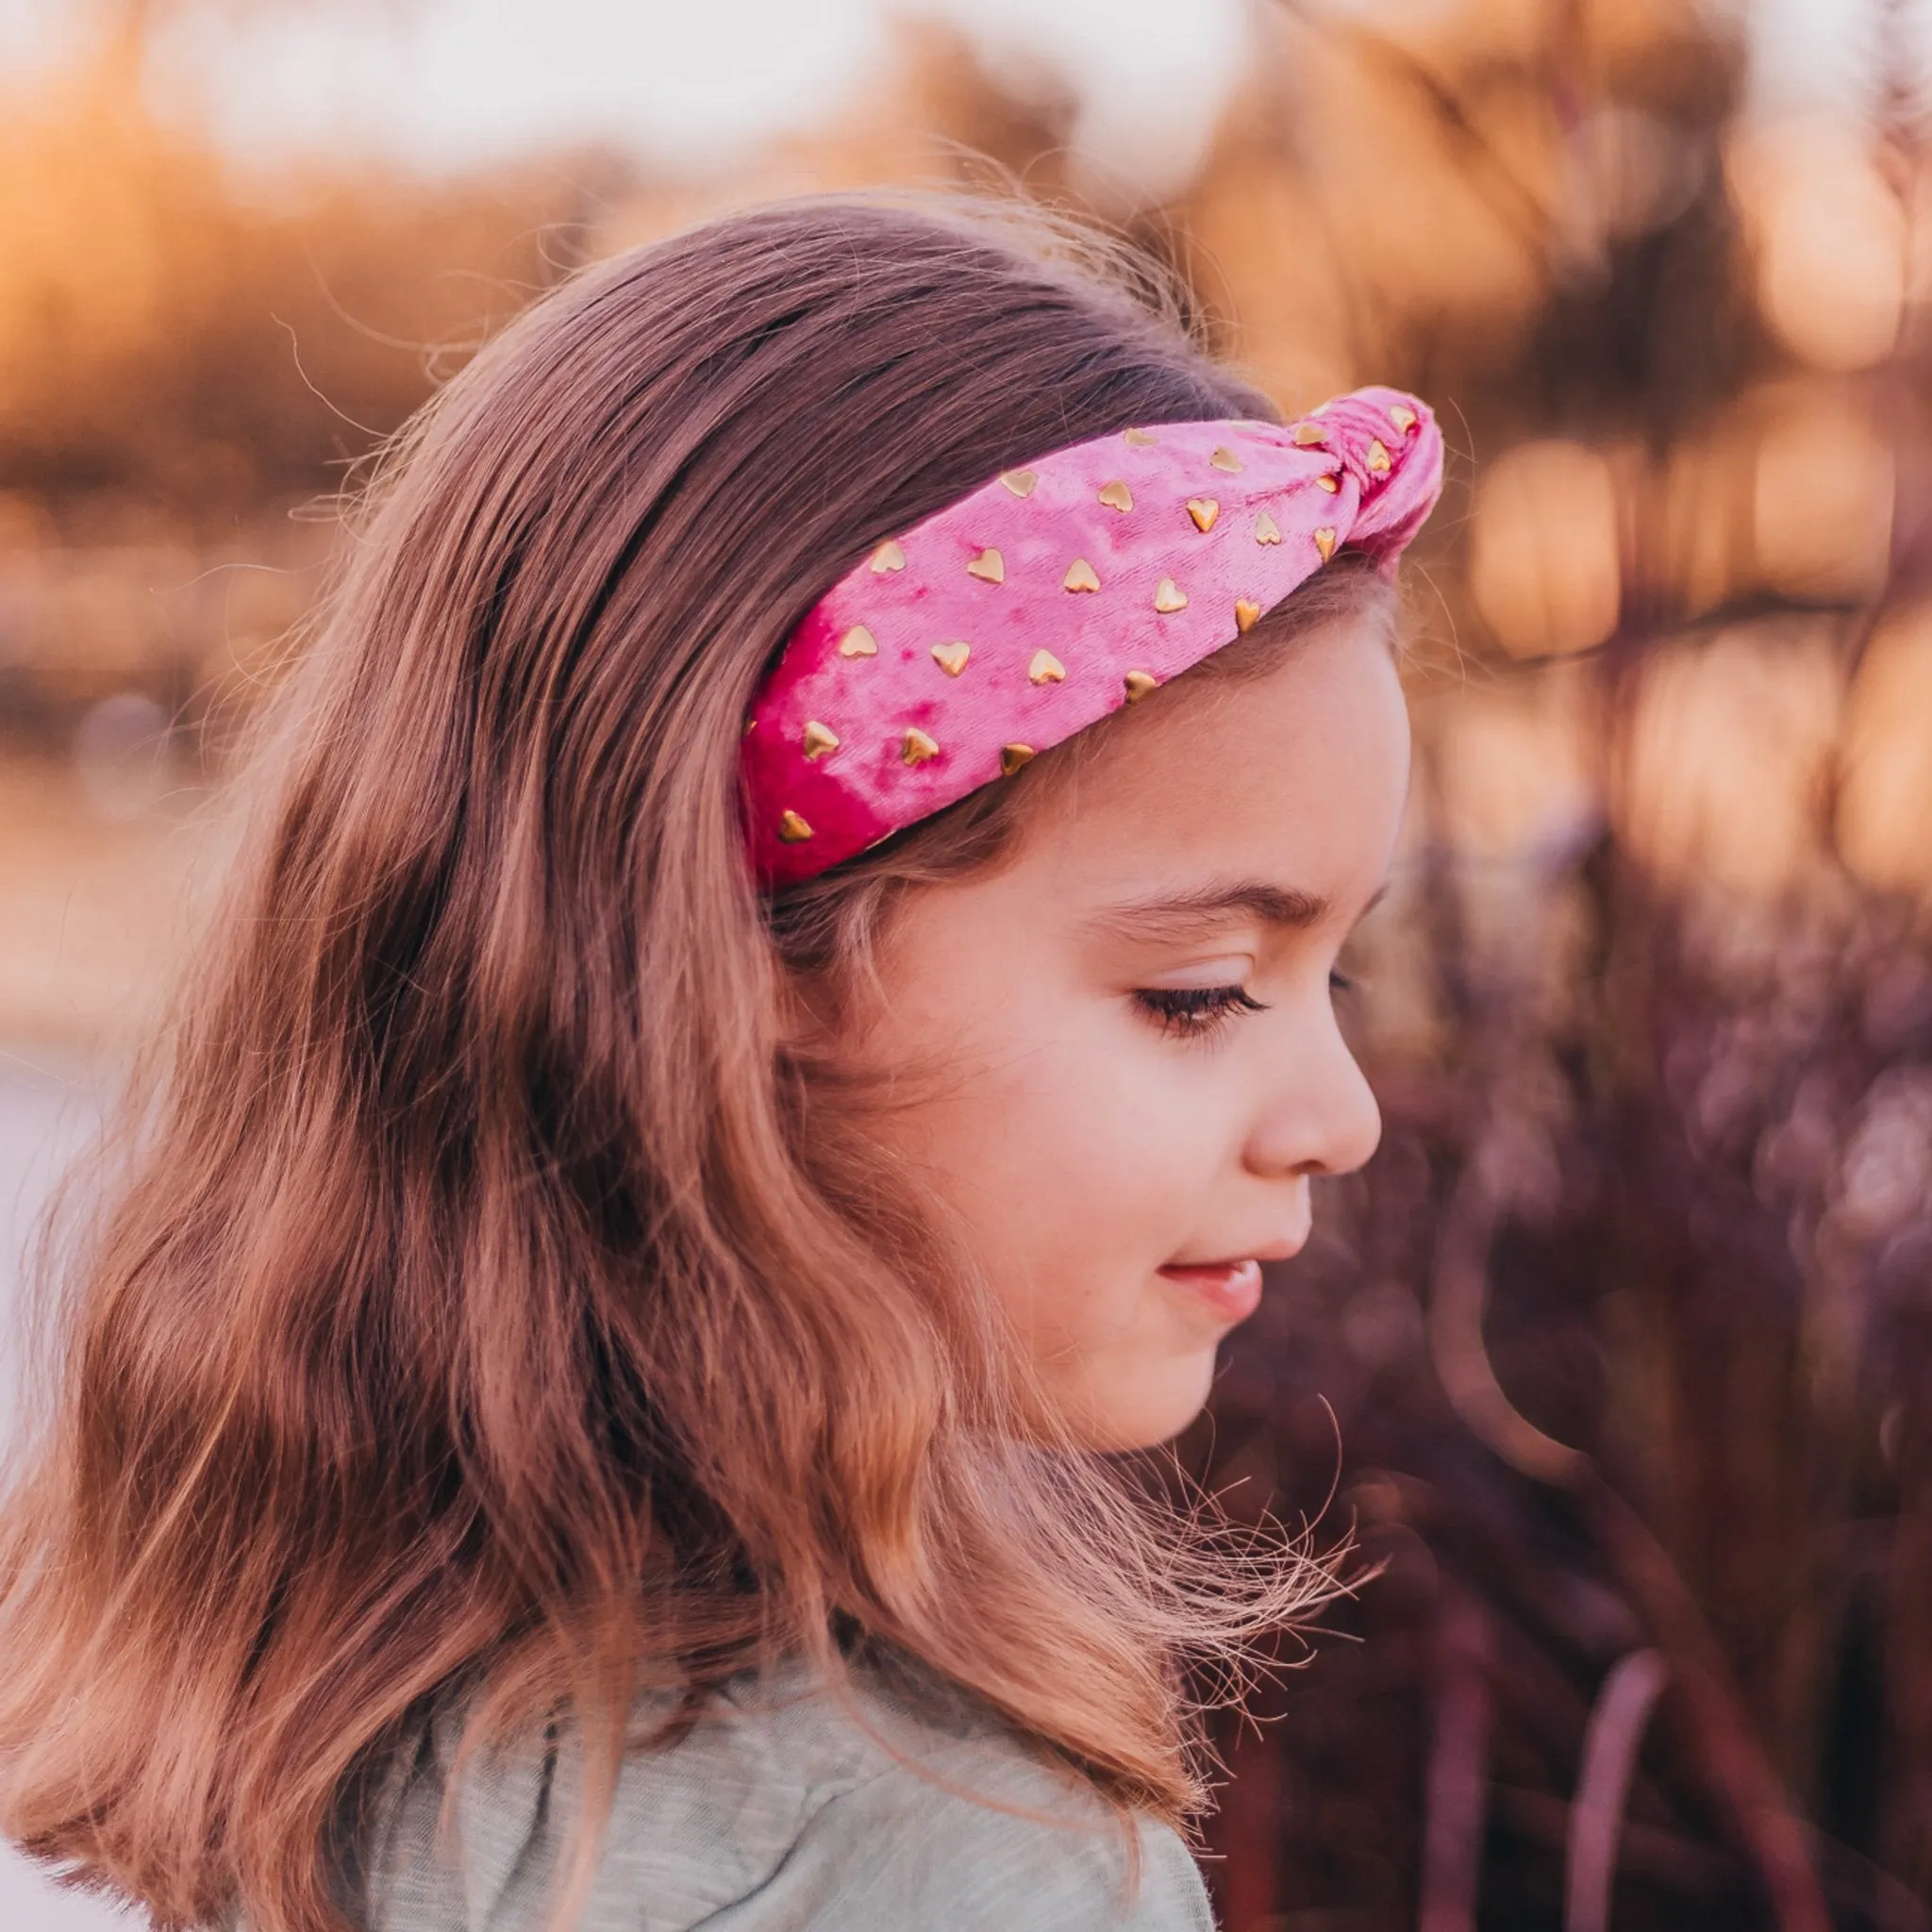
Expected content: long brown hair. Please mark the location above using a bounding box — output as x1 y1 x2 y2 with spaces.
0 195 1389 1932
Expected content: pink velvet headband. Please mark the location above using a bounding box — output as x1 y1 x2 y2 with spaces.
741 384 1442 888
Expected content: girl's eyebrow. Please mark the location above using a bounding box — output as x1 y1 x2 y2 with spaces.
1086 878 1394 942
1087 879 1388 942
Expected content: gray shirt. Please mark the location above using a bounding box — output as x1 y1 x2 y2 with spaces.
354 1665 1216 1931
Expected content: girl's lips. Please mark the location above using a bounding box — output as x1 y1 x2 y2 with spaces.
1157 1257 1265 1324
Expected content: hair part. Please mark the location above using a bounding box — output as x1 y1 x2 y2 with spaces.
0 193 1385 1932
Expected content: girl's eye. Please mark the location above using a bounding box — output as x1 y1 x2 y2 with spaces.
1329 968 1357 995
1134 985 1268 1038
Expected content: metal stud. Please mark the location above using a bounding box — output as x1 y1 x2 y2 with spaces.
802 720 840 761
1186 497 1219 533
1255 509 1282 545
999 469 1039 496
1028 649 1067 685
1000 743 1036 775
1210 445 1243 473
777 809 814 843
742 715 758 737
1313 527 1338 562
902 727 940 766
1234 598 1263 634
871 540 906 573
967 547 1005 584
1366 438 1391 474
930 641 971 676
1062 558 1101 593
1124 670 1158 703
1389 403 1418 434
839 624 878 658
1098 479 1134 512
1153 577 1189 613
1317 474 1341 494
1124 427 1157 446
1293 423 1327 446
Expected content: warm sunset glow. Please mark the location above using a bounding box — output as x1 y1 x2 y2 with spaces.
1618 625 1842 899
1422 673 1598 863
1731 116 1906 373
1469 439 1622 658
1750 382 1894 603
1838 602 1932 900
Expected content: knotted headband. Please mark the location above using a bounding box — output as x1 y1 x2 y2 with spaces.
742 384 1442 888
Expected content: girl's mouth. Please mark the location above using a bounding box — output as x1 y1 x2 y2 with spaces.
1157 1257 1264 1323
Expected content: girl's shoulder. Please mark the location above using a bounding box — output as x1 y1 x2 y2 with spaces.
357 1660 1214 1932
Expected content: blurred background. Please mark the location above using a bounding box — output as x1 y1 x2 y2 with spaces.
4 0 1932 1926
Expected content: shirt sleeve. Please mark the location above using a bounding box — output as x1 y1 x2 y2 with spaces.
694 1754 1217 1932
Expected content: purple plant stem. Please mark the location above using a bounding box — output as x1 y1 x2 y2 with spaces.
1428 1112 1837 1932
1420 1584 1494 1932
1565 1647 1671 1932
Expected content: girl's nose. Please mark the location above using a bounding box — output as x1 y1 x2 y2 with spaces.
1241 1008 1383 1181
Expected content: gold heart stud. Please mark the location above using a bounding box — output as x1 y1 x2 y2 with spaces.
999 743 1035 775
802 720 839 760
1062 558 1101 592
839 624 878 658
930 641 971 676
1234 598 1263 633
871 540 906 573
777 809 813 843
1028 649 1066 685
1186 497 1219 533
902 727 940 766
1153 577 1188 613
1124 671 1158 703
966 547 1005 584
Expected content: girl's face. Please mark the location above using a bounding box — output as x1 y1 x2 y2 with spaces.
850 613 1411 1450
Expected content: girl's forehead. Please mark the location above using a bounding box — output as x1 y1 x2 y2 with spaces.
1012 620 1411 898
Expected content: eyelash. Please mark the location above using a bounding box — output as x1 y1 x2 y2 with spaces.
1134 972 1357 1039
1134 985 1268 1037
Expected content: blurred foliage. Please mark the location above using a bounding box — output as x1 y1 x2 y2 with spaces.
6 0 1932 1926
1197 865 1932 1930
0 15 609 744
0 38 593 520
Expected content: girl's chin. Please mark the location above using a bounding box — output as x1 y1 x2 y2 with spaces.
1070 1347 1225 1452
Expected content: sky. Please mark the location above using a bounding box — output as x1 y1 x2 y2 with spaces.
1 0 1253 204
0 0 1921 196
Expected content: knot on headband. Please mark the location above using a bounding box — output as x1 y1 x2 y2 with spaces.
742 384 1443 887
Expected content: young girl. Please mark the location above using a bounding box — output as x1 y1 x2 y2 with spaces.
0 196 1440 1930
